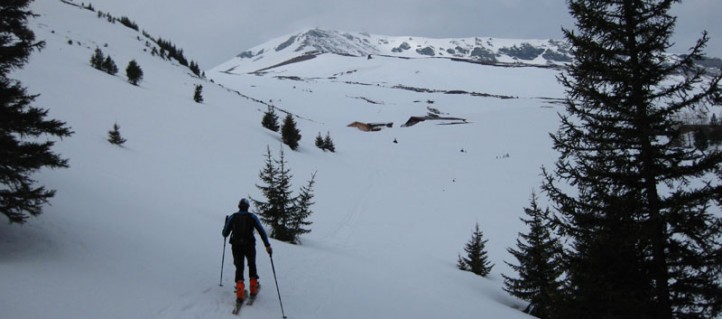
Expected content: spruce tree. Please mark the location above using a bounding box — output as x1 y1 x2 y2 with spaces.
189 61 201 77
315 132 324 150
272 148 295 242
542 1 722 318
261 105 280 132
101 55 118 75
90 48 104 69
251 146 316 244
251 146 278 233
503 192 563 319
281 113 301 151
457 222 493 276
288 172 316 244
107 123 126 146
323 132 335 152
1 0 73 224
125 59 143 86
252 146 294 242
193 84 203 103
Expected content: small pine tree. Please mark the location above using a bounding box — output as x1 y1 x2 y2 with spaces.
125 59 143 86
90 48 104 69
251 146 279 234
503 192 564 319
315 132 325 150
101 55 118 75
193 84 203 103
107 123 126 145
289 172 316 244
323 132 335 152
281 113 301 150
252 146 293 242
457 222 494 276
261 105 280 132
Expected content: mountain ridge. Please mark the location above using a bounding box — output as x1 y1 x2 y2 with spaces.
215 28 574 75
217 28 722 77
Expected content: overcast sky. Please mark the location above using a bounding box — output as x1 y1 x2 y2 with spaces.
82 0 721 68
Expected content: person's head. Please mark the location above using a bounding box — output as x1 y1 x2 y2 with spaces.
238 198 250 211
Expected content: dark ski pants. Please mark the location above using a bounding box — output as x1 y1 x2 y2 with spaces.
231 243 258 282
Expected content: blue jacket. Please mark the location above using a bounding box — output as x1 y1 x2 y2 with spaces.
222 210 271 247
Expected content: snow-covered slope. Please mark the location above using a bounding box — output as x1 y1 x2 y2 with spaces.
1 1 567 319
214 28 572 75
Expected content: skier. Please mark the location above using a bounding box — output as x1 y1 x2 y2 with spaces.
222 198 273 303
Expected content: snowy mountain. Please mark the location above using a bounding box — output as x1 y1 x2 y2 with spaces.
215 28 572 75
217 28 722 79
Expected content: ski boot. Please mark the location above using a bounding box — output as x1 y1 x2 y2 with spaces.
250 278 260 297
235 280 246 302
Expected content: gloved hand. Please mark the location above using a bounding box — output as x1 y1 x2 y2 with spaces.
222 215 229 238
266 245 273 256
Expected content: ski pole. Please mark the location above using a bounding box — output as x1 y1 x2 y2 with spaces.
220 215 229 287
270 254 287 319
220 237 227 286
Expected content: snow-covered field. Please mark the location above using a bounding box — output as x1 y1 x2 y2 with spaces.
1 1 567 318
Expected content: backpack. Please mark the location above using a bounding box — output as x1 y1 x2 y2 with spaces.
229 212 256 245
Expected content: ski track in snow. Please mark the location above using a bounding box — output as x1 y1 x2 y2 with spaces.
327 158 377 250
156 287 234 318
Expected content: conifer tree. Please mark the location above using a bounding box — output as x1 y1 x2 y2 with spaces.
193 84 203 103
272 148 294 242
125 59 143 86
457 222 493 276
315 132 325 150
107 123 126 146
314 132 336 152
1 0 73 224
288 172 316 244
189 61 201 77
542 1 722 318
101 55 118 75
503 192 563 319
323 132 335 152
281 113 301 150
90 48 104 69
252 146 294 242
251 146 316 244
261 105 280 132
251 146 278 233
